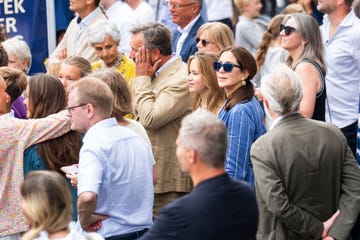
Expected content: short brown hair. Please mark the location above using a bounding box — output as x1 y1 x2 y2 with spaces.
68 77 114 118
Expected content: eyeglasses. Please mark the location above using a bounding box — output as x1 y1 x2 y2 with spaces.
213 61 243 72
280 24 296 36
167 1 196 9
66 103 87 113
195 37 213 47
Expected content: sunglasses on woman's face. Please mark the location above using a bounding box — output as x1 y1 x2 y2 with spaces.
213 61 243 72
280 24 296 36
195 37 212 47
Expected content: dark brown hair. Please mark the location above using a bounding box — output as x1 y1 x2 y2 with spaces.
0 66 27 104
28 74 79 172
0 44 8 67
220 46 257 111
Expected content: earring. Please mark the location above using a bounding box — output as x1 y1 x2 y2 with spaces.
241 80 246 86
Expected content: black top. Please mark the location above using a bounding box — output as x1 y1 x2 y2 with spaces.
295 58 326 121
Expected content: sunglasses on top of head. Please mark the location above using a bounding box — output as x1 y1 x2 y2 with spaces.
195 37 213 47
280 24 296 36
213 61 243 72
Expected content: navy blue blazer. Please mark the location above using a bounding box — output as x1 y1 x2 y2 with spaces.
172 17 205 63
140 173 259 240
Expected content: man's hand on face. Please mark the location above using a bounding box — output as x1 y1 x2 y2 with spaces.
135 46 162 78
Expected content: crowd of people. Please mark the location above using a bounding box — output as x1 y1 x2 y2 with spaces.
1 0 360 239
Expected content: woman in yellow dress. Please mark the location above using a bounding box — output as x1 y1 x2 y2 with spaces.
88 20 135 87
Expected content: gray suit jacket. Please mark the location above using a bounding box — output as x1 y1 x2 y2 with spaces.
250 113 360 240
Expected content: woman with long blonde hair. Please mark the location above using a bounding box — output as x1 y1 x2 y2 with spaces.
187 52 226 114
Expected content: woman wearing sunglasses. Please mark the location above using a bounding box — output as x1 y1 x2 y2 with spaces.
281 13 326 121
195 22 234 55
187 52 226 114
215 46 266 187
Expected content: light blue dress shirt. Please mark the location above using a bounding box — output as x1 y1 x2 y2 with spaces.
77 118 154 238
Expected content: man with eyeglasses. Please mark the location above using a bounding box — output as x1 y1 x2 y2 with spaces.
67 77 154 240
169 0 206 62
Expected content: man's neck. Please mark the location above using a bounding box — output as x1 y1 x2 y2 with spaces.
77 6 97 19
126 0 142 10
327 7 351 35
191 168 225 187
101 0 116 10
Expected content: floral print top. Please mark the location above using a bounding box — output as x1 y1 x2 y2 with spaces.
0 111 70 236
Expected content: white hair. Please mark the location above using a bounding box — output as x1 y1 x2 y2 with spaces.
261 63 303 116
2 35 32 73
87 20 121 44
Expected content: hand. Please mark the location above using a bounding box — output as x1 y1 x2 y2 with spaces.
135 46 161 77
66 172 78 188
322 210 340 238
82 214 109 232
57 47 67 60
323 237 334 240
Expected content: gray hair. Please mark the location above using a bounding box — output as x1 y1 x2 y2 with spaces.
261 63 303 115
130 22 173 56
88 20 121 45
2 35 32 73
180 110 227 168
283 13 326 74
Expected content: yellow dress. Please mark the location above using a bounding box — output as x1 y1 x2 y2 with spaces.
91 53 135 87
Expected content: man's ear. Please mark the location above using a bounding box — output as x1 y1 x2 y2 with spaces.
86 103 96 119
187 149 196 165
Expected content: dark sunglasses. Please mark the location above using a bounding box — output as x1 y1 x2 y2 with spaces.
213 61 243 72
280 24 296 36
195 37 212 47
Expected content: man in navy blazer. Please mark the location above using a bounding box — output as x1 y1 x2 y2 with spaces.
140 110 259 240
169 0 205 62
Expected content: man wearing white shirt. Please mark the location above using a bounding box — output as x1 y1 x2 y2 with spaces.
318 0 360 156
49 0 107 63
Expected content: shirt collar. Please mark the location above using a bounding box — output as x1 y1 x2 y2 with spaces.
269 115 284 130
82 117 117 143
155 54 178 77
77 7 101 28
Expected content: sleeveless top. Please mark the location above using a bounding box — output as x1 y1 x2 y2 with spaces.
294 58 326 121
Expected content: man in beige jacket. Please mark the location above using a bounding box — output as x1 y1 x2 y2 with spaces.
130 22 194 217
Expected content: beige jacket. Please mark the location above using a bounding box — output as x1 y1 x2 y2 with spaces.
133 57 194 193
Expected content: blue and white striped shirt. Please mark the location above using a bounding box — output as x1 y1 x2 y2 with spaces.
218 97 266 187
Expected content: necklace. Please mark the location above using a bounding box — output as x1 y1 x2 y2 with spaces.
102 53 122 69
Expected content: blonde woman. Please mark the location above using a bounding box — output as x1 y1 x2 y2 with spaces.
20 171 103 240
187 52 226 114
195 22 234 55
